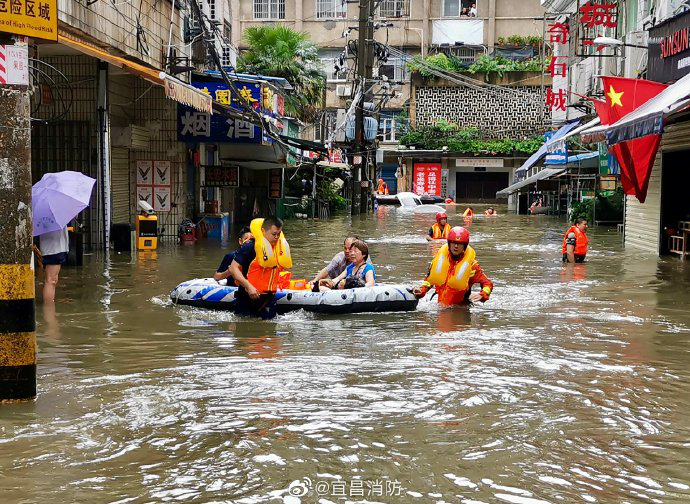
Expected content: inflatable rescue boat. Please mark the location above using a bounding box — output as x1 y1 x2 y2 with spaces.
170 278 419 314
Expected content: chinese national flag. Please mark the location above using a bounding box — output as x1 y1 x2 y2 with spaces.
594 76 667 203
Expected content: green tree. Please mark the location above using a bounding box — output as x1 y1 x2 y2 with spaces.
237 25 325 121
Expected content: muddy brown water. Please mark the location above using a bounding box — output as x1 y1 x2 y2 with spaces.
2 205 690 503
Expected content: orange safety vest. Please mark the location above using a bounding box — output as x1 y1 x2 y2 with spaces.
431 223 451 239
378 181 389 195
463 208 474 217
562 225 588 256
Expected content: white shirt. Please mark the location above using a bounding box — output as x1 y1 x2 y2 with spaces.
470 7 477 16
40 227 69 256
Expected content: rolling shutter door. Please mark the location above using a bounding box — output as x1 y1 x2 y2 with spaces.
624 120 690 254
111 147 131 225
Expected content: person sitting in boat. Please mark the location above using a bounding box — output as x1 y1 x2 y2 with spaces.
213 227 253 283
377 178 390 195
484 207 498 216
320 240 376 290
413 226 493 305
311 235 372 285
426 212 451 241
229 217 291 319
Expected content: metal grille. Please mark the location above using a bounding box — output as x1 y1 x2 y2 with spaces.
254 0 285 19
379 0 409 18
208 0 216 19
133 82 187 240
317 0 347 19
379 57 410 82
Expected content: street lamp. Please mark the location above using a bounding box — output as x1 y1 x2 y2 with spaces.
593 36 647 50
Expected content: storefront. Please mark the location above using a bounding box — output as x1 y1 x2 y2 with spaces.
623 10 690 255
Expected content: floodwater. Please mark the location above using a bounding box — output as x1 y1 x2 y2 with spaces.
2 205 690 503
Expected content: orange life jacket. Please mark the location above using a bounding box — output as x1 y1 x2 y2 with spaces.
562 225 588 256
378 181 389 195
463 208 474 217
431 223 451 239
247 260 282 293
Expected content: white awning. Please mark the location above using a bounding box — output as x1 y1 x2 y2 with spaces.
580 72 690 145
496 168 565 197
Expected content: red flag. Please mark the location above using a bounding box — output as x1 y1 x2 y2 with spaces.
596 76 667 203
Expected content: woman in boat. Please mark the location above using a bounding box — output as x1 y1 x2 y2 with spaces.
320 240 376 290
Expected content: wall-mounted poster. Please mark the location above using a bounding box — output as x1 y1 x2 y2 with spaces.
154 160 171 186
136 160 153 185
153 186 171 212
137 186 153 206
413 163 441 196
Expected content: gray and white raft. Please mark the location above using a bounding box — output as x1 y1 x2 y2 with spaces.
170 278 419 314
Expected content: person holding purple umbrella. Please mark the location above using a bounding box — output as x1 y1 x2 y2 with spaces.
39 225 69 303
32 170 96 303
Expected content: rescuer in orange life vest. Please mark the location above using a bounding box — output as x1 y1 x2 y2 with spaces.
377 178 389 195
414 226 493 305
562 217 589 263
230 216 292 319
426 212 451 241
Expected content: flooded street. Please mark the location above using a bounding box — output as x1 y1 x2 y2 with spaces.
3 206 690 503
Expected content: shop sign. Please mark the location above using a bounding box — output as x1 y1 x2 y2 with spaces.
545 130 568 165
177 105 263 144
455 158 504 168
413 163 441 196
0 0 57 41
268 168 283 199
649 10 690 83
203 165 239 187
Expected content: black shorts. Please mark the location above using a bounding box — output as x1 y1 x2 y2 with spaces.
235 291 277 320
42 252 68 265
562 254 586 263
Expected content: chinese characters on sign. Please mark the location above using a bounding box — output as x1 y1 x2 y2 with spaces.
268 168 283 199
413 163 441 196
203 165 239 187
0 43 28 85
178 108 262 144
546 21 570 112
576 0 618 56
0 0 56 40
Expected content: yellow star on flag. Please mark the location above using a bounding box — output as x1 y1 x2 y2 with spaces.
607 85 624 108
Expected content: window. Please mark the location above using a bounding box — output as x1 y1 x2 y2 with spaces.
378 57 410 82
314 110 337 142
317 0 347 19
379 0 409 18
208 0 216 20
443 0 476 17
254 0 285 19
379 111 408 143
319 50 348 81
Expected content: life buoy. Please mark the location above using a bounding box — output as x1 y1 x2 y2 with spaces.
427 244 477 292
249 218 292 269
561 226 588 256
431 223 451 239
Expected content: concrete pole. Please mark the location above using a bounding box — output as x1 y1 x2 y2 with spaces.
353 0 370 216
0 37 36 400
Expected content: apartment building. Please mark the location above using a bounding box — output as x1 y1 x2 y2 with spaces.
231 0 546 142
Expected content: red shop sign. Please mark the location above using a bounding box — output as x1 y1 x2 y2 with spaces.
413 163 441 196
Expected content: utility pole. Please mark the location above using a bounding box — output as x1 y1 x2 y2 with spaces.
0 35 36 400
353 0 375 215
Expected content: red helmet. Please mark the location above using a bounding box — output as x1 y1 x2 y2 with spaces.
448 226 470 244
436 212 448 223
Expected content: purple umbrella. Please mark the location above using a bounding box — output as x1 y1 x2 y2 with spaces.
32 171 96 236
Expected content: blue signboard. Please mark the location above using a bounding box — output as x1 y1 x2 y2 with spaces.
544 130 568 165
177 79 274 144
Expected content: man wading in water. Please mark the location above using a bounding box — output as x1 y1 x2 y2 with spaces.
414 226 493 305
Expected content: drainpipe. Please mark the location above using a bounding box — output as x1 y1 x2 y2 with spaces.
97 62 111 251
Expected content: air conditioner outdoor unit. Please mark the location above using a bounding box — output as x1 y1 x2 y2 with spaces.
336 85 351 97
